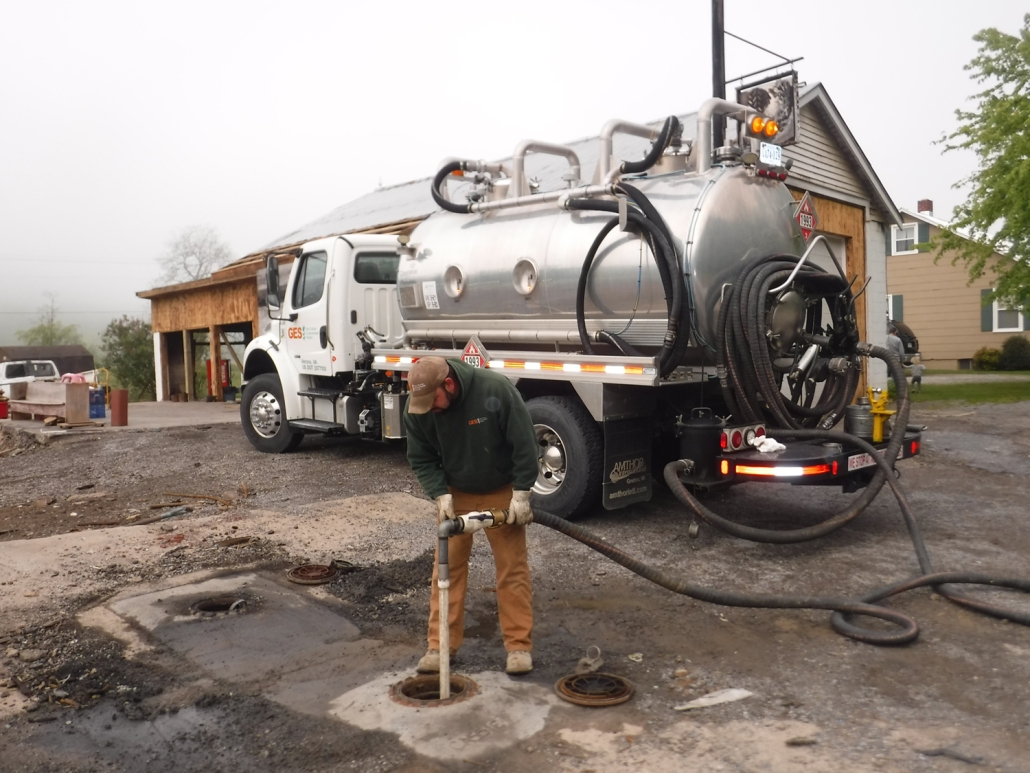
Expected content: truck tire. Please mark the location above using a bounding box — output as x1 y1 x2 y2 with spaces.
526 395 603 520
241 373 303 453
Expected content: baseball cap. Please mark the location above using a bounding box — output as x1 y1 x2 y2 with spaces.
406 357 451 414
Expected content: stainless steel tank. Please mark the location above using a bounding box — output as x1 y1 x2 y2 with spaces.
398 165 803 350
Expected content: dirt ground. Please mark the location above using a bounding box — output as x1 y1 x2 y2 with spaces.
1 400 1029 772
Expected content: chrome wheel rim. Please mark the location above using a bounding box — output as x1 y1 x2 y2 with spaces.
533 422 566 496
249 390 282 438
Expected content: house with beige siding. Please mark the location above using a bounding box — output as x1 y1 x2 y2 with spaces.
886 201 1030 369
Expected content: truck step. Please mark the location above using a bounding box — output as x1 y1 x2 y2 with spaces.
289 419 349 435
297 388 345 400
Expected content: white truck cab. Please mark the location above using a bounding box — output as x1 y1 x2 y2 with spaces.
240 234 404 452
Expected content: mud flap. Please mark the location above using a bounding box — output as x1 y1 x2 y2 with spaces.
602 417 652 510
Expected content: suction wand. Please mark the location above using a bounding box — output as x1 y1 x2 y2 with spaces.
436 509 507 698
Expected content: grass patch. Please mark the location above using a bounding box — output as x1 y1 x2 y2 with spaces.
924 369 1030 376
908 380 1030 404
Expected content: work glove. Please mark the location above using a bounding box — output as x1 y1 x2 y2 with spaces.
506 490 533 526
435 494 456 525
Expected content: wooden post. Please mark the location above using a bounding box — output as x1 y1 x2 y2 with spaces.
209 325 223 401
182 330 194 402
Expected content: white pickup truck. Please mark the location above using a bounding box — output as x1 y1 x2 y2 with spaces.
0 360 60 396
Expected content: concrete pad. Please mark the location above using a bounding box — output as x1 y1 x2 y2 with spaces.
2 399 240 437
329 670 560 762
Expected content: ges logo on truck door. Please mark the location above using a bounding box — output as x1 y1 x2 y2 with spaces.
287 327 304 339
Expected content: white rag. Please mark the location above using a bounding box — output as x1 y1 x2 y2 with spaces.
753 436 786 453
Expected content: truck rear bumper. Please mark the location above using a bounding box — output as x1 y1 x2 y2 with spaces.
700 430 922 489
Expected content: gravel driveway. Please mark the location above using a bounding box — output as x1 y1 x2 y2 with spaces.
1 400 1029 772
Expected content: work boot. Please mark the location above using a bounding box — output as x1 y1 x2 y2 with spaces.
506 650 533 675
416 650 440 674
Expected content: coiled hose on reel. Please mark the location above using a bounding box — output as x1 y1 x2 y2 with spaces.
716 252 860 431
531 346 1030 645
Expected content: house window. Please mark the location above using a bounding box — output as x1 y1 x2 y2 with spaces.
993 299 1025 332
891 224 917 255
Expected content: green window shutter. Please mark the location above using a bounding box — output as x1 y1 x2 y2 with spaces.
892 295 903 322
917 223 930 244
981 289 993 332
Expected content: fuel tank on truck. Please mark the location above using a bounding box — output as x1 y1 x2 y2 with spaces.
397 165 804 353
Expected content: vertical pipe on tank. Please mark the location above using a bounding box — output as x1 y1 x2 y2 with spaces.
711 0 726 149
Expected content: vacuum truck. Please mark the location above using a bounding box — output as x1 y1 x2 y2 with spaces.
240 97 920 519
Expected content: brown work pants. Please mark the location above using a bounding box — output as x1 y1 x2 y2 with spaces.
428 483 533 653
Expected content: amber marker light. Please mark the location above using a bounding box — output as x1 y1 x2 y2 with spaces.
749 115 766 134
764 120 779 137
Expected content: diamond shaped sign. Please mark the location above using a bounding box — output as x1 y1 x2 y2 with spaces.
462 335 489 368
794 192 818 242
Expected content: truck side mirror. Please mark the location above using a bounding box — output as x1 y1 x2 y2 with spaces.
266 255 282 310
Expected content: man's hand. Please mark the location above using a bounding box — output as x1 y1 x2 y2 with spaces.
435 494 456 525
507 490 533 525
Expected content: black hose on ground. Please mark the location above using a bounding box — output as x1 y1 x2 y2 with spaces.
431 161 472 214
532 345 1030 644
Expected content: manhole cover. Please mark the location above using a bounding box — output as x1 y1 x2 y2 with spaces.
555 673 635 707
189 596 249 617
287 564 339 585
389 674 479 708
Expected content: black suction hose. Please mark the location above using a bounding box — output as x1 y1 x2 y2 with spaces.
620 116 681 175
531 348 1030 645
595 330 643 357
568 199 682 375
431 161 472 214
718 253 858 430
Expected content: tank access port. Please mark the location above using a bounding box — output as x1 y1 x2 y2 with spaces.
716 430 922 487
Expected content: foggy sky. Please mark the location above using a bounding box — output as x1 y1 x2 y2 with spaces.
0 0 1022 348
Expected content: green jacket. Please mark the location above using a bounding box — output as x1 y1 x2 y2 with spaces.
404 358 538 499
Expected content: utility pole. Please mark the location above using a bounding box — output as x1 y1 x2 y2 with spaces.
712 0 726 149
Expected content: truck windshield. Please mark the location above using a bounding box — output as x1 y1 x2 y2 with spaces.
353 253 400 284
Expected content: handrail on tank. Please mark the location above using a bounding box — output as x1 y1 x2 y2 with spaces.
696 98 750 174
598 120 659 183
510 140 581 198
767 234 849 294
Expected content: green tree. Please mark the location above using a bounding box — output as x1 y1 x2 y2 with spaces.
101 316 155 400
939 14 1030 310
16 295 83 346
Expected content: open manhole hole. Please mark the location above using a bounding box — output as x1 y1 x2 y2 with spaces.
189 596 249 617
287 564 339 585
389 674 479 708
555 673 635 707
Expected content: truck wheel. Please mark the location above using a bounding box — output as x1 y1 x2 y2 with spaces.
241 373 303 453
526 395 603 520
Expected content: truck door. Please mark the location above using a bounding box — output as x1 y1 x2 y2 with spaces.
285 250 333 375
348 251 403 349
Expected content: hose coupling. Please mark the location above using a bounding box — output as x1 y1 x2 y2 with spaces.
828 357 852 374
